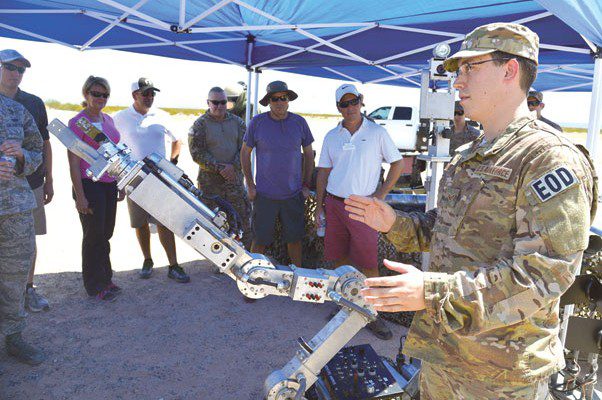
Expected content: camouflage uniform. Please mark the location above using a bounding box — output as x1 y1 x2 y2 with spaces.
188 111 251 247
386 116 597 398
449 123 481 154
0 94 43 336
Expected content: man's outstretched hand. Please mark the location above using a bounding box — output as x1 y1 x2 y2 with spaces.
344 195 396 233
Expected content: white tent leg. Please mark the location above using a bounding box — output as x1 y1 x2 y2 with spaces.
253 70 260 116
245 68 252 127
586 55 602 175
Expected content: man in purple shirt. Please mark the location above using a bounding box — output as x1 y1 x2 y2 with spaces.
241 81 314 271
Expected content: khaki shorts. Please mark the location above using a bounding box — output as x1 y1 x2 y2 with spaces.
126 197 158 229
31 185 47 235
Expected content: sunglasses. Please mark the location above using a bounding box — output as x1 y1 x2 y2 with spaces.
89 91 110 99
209 99 227 105
338 97 361 108
2 63 26 74
141 90 156 97
270 95 288 102
527 100 541 107
454 111 464 116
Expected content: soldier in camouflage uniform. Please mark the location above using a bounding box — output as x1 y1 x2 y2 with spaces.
450 100 480 154
344 23 598 399
0 85 45 365
189 86 251 248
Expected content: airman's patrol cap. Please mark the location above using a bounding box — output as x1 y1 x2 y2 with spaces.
443 23 539 72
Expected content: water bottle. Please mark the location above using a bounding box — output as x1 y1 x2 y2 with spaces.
316 211 326 237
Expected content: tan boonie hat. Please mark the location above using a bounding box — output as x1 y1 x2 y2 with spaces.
443 23 539 72
528 90 543 102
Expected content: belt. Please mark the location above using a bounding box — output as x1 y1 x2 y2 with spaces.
327 192 346 202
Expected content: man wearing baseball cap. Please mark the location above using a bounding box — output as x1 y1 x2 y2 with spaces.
450 100 481 154
241 81 314 279
345 23 597 398
315 83 402 339
527 90 563 132
113 78 189 283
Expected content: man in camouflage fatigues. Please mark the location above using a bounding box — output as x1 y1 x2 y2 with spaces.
345 23 598 399
450 100 480 154
0 81 45 365
189 86 251 248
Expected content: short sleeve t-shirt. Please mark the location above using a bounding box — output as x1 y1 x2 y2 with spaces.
112 106 178 161
68 110 121 183
244 112 314 200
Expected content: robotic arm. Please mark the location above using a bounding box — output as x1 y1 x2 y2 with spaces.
48 118 376 400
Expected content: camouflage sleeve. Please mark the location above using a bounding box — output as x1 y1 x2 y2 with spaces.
188 118 221 173
423 145 596 336
15 108 43 177
385 209 438 252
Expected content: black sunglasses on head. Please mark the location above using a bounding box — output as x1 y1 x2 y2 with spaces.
141 90 156 97
527 100 541 107
454 111 464 116
209 99 227 105
338 97 361 108
270 95 288 102
2 63 26 74
89 90 110 99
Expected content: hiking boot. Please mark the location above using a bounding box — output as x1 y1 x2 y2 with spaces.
5 333 46 366
107 282 122 294
96 288 117 302
25 287 50 312
168 265 190 283
366 317 393 340
139 259 154 279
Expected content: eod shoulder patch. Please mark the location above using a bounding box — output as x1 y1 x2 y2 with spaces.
529 167 579 202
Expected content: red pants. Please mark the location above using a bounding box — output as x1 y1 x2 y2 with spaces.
324 194 378 272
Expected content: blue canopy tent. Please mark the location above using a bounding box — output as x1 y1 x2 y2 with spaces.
0 0 600 163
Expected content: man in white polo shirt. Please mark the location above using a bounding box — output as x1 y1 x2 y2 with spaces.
315 83 403 340
112 78 189 283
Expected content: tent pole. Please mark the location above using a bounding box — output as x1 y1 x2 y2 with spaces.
253 69 260 116
586 51 601 172
245 69 252 126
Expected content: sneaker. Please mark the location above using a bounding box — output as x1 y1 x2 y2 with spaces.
366 317 393 340
168 265 190 283
5 333 46 365
25 287 50 312
107 282 122 294
96 288 117 302
139 259 154 279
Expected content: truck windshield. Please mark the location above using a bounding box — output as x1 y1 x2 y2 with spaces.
368 107 391 120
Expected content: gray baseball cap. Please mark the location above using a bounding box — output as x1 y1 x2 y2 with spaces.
0 49 31 67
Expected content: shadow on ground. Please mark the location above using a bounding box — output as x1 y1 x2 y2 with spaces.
0 260 406 400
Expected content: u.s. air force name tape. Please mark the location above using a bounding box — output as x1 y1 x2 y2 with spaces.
530 166 578 202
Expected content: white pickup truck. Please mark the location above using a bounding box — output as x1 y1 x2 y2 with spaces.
367 105 425 151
